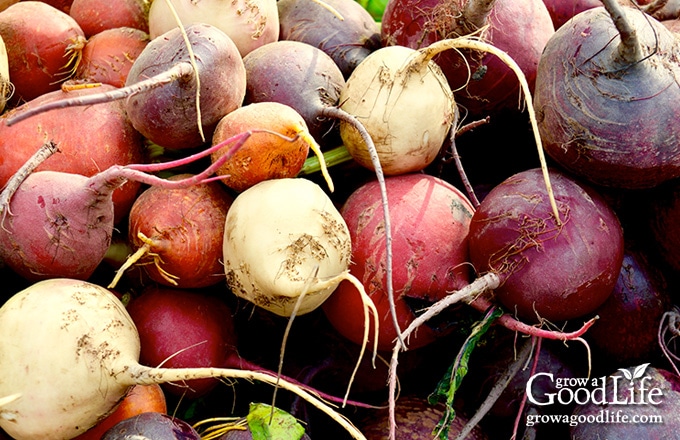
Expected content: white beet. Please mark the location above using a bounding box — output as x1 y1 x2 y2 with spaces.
148 0 279 57
0 278 367 440
339 44 456 176
222 177 355 317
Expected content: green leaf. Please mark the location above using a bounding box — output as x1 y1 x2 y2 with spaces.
247 403 306 440
429 306 503 439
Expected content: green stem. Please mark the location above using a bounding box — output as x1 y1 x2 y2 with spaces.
298 145 354 175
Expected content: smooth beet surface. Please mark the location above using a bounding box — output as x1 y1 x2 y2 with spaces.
323 173 475 351
468 168 624 322
534 5 680 189
126 286 239 398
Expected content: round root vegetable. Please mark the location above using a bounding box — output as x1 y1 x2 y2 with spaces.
148 0 279 57
0 278 367 440
533 1 680 189
126 286 240 398
381 0 555 118
322 173 475 351
69 0 150 37
75 27 150 88
337 36 549 177
585 241 671 366
126 285 376 407
277 0 382 78
112 175 235 289
338 44 455 176
223 177 366 318
0 1 86 105
222 177 380 401
210 102 332 193
6 23 247 151
0 84 146 224
468 167 624 323
242 40 346 143
0 131 251 282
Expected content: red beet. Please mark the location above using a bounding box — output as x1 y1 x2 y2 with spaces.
75 27 150 88
0 132 249 281
124 175 234 289
6 23 247 151
586 241 671 366
468 168 624 323
0 1 86 105
0 84 146 224
322 173 475 351
69 0 149 37
534 1 680 188
541 0 600 29
381 0 554 118
126 286 238 398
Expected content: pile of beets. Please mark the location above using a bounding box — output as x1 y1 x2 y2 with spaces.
2 0 680 439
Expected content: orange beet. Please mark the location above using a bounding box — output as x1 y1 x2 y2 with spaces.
73 384 167 440
210 102 319 193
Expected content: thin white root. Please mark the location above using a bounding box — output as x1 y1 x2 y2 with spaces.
417 37 561 225
131 364 368 440
162 0 204 143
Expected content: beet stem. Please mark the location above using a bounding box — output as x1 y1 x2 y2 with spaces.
510 337 542 440
126 364 368 440
387 272 502 440
319 105 401 346
416 37 561 224
0 141 59 225
4 62 195 126
602 0 643 65
462 0 497 32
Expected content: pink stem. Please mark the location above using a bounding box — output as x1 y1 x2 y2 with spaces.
468 295 598 341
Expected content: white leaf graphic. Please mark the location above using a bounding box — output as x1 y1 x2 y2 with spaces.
632 363 651 380
618 368 633 381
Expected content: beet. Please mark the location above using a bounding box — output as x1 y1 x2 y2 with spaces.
75 27 150 88
6 23 247 151
533 2 680 189
242 40 345 143
468 167 624 323
381 0 555 118
0 1 86 105
277 0 382 78
126 286 238 398
0 84 146 224
586 241 672 367
322 173 475 351
124 174 234 289
69 0 149 37
541 0 600 29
